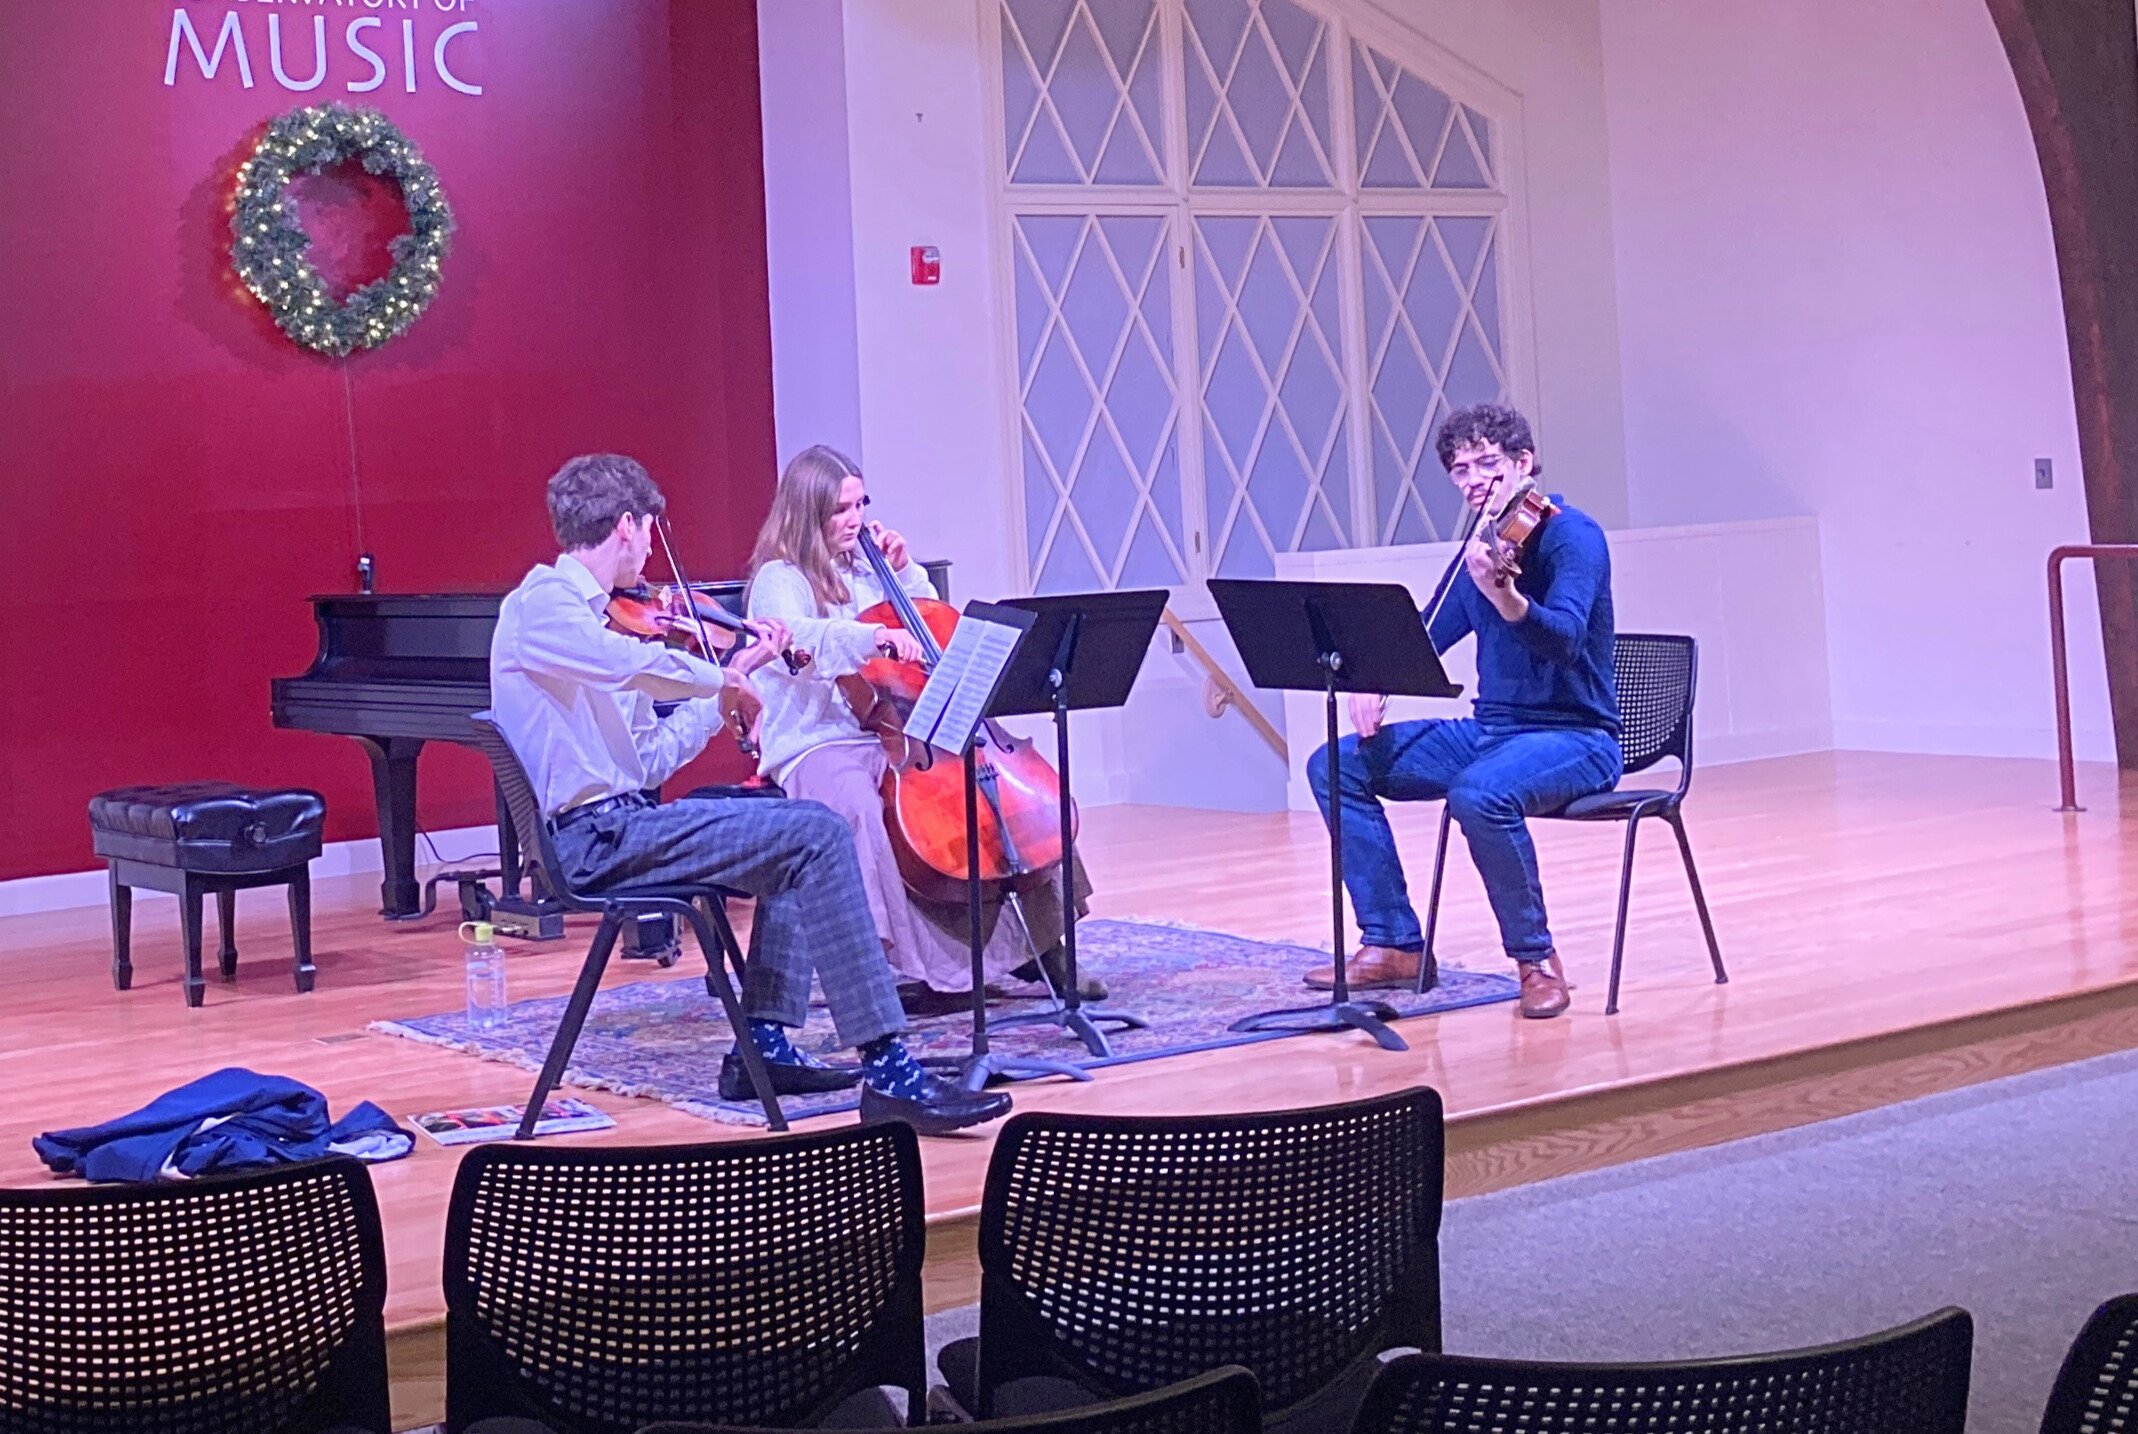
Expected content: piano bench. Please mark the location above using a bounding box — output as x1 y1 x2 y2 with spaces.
88 783 327 1008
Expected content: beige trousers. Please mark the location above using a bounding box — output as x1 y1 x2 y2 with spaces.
781 741 1080 994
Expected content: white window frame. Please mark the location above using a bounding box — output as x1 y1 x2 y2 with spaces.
981 0 1537 607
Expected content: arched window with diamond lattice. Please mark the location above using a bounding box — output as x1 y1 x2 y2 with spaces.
993 0 1521 590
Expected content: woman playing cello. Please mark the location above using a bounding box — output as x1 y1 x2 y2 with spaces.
744 445 1088 1009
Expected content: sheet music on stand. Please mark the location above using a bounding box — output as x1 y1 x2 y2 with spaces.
907 602 1036 756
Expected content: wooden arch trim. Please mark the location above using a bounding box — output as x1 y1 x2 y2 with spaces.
1987 0 2138 763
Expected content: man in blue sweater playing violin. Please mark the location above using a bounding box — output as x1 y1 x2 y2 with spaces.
1303 404 1620 1018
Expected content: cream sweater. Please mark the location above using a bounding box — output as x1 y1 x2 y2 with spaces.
744 557 936 780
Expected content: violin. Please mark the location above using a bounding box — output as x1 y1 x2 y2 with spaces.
605 582 813 675
1479 480 1557 589
837 525 1071 905
1419 473 1558 633
601 519 813 760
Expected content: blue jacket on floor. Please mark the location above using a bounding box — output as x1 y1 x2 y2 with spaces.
33 1067 413 1182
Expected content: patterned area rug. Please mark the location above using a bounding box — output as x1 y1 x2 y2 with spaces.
372 919 1518 1125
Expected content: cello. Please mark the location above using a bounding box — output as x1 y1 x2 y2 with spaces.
838 527 1073 906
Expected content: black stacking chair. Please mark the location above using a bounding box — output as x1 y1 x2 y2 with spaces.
443 1125 928 1434
1420 632 1726 1014
2038 1293 2138 1433
941 1089 1442 1434
0 1155 391 1434
468 711 785 1131
1348 1309 1972 1434
641 1367 1263 1434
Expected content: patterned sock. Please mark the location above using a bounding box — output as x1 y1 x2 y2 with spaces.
745 1018 828 1068
859 1035 929 1098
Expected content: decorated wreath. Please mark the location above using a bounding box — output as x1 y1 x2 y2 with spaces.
230 104 455 357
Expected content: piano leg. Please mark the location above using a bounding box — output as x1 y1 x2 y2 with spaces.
356 735 426 919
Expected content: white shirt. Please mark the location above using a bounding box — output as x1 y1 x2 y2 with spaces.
489 553 728 817
745 557 936 781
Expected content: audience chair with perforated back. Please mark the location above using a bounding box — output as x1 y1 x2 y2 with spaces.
942 1088 1442 1434
0 1155 391 1434
639 1366 1263 1434
442 1124 928 1434
1419 632 1726 1014
1348 1308 1972 1434
2038 1292 2138 1434
468 711 786 1132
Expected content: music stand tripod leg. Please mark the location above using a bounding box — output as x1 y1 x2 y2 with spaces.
983 656 1147 1057
952 744 1088 1092
1227 633 1406 1051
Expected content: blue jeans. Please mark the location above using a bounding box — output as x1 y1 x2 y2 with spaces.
1308 718 1622 962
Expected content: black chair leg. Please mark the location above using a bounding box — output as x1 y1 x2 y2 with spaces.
215 888 238 980
1604 814 1644 1016
108 867 132 992
517 910 624 1139
1419 806 1453 979
698 894 751 996
180 879 207 1009
287 867 316 993
1668 812 1727 984
681 902 788 1131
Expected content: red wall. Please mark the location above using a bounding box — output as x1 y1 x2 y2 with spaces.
0 1 775 880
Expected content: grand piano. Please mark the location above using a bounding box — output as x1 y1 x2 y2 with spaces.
271 566 948 919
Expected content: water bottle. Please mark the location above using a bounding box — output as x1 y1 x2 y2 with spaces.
460 921 508 1029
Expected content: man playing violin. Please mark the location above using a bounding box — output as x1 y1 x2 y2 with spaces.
1302 404 1621 1018
488 453 1012 1132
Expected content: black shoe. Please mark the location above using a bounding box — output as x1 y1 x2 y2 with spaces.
718 1050 860 1100
859 1073 1012 1135
898 982 976 1019
1012 951 1109 1002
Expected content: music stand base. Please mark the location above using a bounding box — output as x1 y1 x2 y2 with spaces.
988 1001 1148 1058
1230 998 1409 1052
926 1051 1091 1090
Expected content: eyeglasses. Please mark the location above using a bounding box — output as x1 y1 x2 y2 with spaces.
1446 452 1511 480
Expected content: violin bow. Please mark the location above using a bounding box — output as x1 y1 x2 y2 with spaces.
1418 468 1503 634
654 515 760 756
653 517 724 658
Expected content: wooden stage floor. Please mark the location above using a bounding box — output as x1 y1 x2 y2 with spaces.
9 750 2138 1429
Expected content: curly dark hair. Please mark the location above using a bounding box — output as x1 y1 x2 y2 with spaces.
546 454 667 549
1434 403 1542 477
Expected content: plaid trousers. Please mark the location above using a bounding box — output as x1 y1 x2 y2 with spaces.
550 795 907 1048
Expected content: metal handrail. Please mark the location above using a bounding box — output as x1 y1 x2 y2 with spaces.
2047 544 2138 810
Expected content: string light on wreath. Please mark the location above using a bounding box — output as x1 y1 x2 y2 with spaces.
230 103 455 357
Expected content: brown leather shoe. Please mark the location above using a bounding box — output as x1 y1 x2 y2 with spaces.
1304 946 1437 992
1518 954 1570 1018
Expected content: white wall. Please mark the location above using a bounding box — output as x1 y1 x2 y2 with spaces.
758 0 867 466
811 0 1641 810
1352 0 1632 527
828 0 1638 603
757 0 2117 806
1272 517 1834 810
1600 0 2113 760
838 0 1025 606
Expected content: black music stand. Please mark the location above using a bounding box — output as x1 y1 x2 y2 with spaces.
1207 579 1461 1052
916 601 1088 1092
985 589 1169 1057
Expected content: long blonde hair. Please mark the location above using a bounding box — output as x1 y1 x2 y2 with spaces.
748 444 862 615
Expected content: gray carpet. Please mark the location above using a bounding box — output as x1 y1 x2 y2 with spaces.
928 1047 2138 1432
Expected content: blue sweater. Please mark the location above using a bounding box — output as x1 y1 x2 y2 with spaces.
1427 500 1619 736
34 1068 412 1183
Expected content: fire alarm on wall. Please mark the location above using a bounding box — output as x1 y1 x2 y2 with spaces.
910 245 941 285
